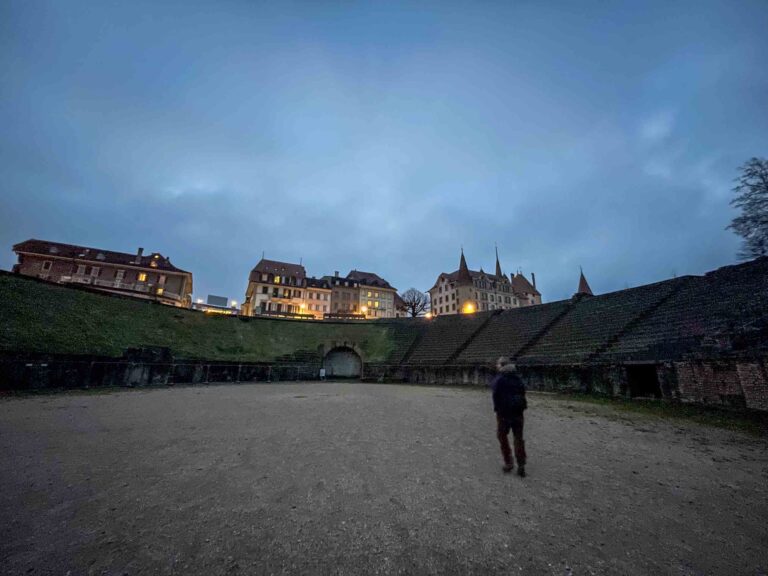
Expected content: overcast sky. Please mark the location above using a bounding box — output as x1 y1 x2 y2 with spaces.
2 1 767 303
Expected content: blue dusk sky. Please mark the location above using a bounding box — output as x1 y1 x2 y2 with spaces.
1 1 767 303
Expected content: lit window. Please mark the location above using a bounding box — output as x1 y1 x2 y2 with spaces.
375 301 380 308
368 300 372 307
375 292 379 298
150 260 158 268
138 273 147 282
367 291 372 297
275 276 281 284
156 288 164 295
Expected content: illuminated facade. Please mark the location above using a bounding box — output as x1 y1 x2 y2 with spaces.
12 239 193 308
241 258 331 319
323 270 398 319
428 249 541 317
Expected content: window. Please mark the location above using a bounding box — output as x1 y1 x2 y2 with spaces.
375 292 379 298
273 288 278 297
367 291 372 297
323 305 327 312
138 273 147 282
274 276 281 284
42 261 52 271
76 265 86 275
115 269 125 281
262 286 268 294
90 267 100 277
367 300 372 307
375 301 379 308
262 274 268 282
158 275 166 285
156 287 164 295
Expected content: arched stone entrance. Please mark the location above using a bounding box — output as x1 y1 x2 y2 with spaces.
323 347 362 378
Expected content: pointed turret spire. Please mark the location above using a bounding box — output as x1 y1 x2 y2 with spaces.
577 267 593 296
495 244 503 278
457 248 472 284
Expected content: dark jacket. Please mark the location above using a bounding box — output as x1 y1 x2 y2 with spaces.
491 367 527 418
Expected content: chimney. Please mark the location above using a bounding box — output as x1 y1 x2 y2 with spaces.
334 271 339 277
136 247 144 263
531 272 536 289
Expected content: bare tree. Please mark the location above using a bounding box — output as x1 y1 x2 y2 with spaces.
399 288 428 318
728 157 768 259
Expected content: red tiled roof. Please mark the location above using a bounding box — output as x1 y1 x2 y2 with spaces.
512 273 540 296
12 239 191 274
577 271 593 296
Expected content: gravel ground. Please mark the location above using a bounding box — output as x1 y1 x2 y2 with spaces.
0 383 766 576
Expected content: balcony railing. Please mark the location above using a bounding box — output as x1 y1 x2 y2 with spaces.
62 276 181 301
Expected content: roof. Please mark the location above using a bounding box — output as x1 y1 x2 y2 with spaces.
577 271 593 296
430 268 510 292
346 270 396 290
12 239 191 274
306 277 331 289
249 259 306 282
512 273 541 296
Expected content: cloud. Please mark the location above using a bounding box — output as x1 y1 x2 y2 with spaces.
639 110 676 144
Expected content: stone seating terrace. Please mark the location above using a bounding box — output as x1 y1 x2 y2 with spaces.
404 312 494 365
454 300 572 365
598 257 768 361
506 278 689 365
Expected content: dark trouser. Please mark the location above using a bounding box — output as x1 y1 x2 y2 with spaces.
496 413 526 467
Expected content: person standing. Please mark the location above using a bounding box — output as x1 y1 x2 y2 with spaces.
490 357 527 476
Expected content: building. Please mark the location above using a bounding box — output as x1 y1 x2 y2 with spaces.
323 270 399 319
323 271 363 318
12 239 193 307
304 277 332 319
242 258 399 320
242 259 312 318
347 270 398 319
428 248 541 316
192 294 239 315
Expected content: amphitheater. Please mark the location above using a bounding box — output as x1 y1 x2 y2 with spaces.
1 260 768 575
1 257 767 410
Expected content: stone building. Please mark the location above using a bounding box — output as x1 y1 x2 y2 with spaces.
11 239 193 307
242 259 312 318
323 270 399 319
348 270 398 319
428 249 541 317
304 277 332 320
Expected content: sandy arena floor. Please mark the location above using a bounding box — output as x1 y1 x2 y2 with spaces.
0 383 766 575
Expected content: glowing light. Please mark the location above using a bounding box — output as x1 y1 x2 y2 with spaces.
300 303 306 310
462 302 476 314
196 298 204 304
231 300 238 307
425 312 433 319
361 305 368 313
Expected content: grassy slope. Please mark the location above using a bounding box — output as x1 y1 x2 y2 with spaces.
0 274 400 362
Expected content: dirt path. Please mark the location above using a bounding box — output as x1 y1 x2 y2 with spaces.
1 383 766 575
